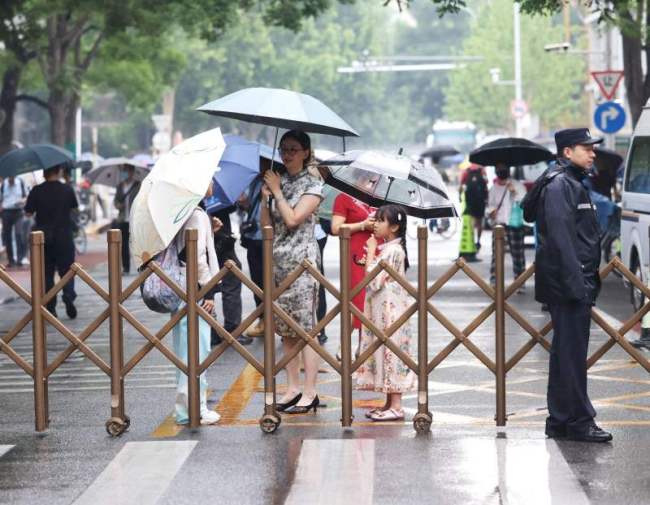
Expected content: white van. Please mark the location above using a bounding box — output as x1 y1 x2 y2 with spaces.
621 106 650 310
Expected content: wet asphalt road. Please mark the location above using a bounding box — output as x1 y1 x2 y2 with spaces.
1 226 650 505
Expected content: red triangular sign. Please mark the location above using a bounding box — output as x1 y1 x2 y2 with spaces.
591 71 624 100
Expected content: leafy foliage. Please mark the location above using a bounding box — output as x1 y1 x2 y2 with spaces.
444 0 586 132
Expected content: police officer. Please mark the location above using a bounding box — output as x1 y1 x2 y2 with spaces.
535 128 612 442
24 164 78 319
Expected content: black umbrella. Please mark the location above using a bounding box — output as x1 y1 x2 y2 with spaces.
0 144 74 178
594 146 624 175
319 150 457 219
469 137 554 167
420 144 460 161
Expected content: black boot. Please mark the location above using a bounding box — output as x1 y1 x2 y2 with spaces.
631 328 650 350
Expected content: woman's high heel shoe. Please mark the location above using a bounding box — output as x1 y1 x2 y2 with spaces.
285 395 319 415
276 393 302 412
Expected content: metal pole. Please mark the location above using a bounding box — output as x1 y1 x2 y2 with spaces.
107 230 126 422
30 231 48 432
514 3 523 137
262 226 277 417
339 226 353 427
414 225 432 432
494 225 507 426
185 229 201 428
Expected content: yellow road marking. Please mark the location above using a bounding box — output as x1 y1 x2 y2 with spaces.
216 364 262 425
152 362 262 437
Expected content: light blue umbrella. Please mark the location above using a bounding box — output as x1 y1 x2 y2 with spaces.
203 135 280 213
198 87 358 172
198 87 359 138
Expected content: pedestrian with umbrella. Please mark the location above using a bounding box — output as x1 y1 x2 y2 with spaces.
202 134 271 347
260 130 324 414
0 144 78 317
486 164 527 289
131 128 226 425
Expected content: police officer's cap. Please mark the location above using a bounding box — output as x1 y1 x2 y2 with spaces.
555 128 603 154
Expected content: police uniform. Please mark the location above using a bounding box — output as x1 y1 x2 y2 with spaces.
534 128 612 442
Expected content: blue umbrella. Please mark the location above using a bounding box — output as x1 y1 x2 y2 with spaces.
203 135 280 213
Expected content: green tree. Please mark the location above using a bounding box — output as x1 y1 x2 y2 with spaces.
443 0 586 132
0 0 353 151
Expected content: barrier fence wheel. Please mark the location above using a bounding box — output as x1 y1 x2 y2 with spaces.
123 415 131 430
412 412 432 433
105 417 128 437
259 414 281 434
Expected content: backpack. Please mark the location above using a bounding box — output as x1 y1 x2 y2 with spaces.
464 169 487 204
521 167 562 222
140 237 186 313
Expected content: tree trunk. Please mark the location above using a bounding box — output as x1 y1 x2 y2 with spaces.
64 92 80 147
0 65 22 155
622 31 646 126
49 91 67 147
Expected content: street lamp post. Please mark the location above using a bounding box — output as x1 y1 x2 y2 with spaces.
514 3 523 137
489 4 524 136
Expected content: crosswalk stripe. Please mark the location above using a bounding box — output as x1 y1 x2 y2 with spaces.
72 441 196 505
455 438 590 504
0 445 14 458
285 439 374 505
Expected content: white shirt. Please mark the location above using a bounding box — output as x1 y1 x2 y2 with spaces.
1 178 27 210
176 208 219 288
487 179 527 225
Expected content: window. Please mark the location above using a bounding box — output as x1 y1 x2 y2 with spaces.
626 137 650 194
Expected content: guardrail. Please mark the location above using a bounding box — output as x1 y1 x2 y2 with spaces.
1 225 648 435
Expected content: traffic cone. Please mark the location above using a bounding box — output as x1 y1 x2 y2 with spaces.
458 194 478 261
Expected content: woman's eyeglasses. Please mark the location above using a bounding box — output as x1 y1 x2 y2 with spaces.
279 147 303 155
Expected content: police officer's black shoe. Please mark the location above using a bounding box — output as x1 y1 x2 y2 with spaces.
64 300 77 320
630 329 650 350
317 332 328 345
566 424 612 443
545 424 566 439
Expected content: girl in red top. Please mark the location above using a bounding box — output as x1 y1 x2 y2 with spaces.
332 193 378 353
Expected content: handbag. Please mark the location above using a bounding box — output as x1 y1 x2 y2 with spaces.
509 201 524 228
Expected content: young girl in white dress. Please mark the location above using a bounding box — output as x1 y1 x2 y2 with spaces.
354 204 416 422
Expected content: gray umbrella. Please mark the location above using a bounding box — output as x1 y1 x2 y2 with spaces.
198 87 359 138
85 157 150 187
320 150 457 219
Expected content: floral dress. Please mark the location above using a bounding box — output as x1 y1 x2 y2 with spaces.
354 239 417 393
272 170 323 339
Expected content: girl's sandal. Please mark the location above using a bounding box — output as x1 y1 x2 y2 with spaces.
365 407 383 419
369 408 404 422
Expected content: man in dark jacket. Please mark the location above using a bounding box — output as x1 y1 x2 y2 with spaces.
535 128 612 443
24 164 78 319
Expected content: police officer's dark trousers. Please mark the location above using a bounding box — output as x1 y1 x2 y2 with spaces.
43 231 76 312
547 295 597 432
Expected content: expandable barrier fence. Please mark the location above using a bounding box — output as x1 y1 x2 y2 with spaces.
1 225 650 435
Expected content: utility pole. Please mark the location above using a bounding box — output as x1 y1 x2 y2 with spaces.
514 3 523 137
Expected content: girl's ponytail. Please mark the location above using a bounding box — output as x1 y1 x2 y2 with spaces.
397 208 410 271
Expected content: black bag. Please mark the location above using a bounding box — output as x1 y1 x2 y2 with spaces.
521 168 562 222
464 170 488 205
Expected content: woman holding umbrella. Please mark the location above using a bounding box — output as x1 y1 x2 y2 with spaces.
261 130 323 414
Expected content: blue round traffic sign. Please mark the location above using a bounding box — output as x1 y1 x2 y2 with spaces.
594 101 626 134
